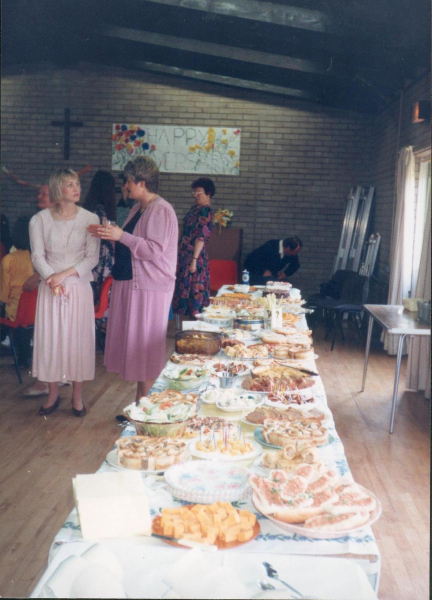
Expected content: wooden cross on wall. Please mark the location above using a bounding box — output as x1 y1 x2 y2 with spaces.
51 108 83 160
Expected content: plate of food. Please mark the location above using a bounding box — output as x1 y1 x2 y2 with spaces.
259 419 329 447
224 343 271 360
250 440 325 478
241 405 327 426
162 366 211 391
215 392 263 413
250 470 382 540
189 437 263 461
106 435 190 472
200 388 241 405
220 328 261 342
211 361 250 376
253 427 281 449
170 354 215 366
164 461 252 503
183 415 238 439
152 502 260 548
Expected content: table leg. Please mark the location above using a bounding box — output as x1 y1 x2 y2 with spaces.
389 333 407 434
361 315 374 392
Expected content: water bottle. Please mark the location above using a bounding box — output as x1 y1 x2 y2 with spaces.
242 269 250 284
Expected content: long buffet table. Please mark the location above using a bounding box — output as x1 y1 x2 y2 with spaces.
31 285 380 599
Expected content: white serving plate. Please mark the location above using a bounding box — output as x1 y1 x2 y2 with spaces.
164 461 252 504
252 485 382 540
188 438 263 461
215 393 263 413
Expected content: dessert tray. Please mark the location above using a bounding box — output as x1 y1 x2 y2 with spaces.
164 461 252 503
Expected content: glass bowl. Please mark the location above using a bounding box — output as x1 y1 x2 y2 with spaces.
175 330 221 355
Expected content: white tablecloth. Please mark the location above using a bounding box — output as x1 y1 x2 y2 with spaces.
30 285 381 597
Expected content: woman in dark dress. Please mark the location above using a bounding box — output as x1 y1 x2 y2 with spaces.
83 170 116 303
173 177 214 317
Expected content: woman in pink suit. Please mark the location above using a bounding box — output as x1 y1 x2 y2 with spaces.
30 168 100 417
89 156 178 401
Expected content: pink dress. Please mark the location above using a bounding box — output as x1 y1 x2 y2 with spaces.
104 197 178 382
29 208 100 382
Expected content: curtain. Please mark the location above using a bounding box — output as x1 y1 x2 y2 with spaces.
383 146 416 354
406 161 431 397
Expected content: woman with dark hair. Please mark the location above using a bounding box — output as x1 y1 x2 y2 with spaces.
1 214 12 258
88 156 178 401
83 170 117 303
172 177 214 318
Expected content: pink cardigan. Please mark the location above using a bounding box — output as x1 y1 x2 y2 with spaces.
119 196 178 293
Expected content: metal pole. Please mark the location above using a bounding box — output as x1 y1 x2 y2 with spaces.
389 334 407 434
361 314 374 391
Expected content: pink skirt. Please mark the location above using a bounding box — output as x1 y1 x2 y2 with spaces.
32 282 95 382
104 280 173 382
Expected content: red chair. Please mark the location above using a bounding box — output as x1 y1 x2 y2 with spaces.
0 289 38 384
95 276 113 351
209 260 238 294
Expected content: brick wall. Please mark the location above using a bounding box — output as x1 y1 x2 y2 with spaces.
369 72 430 294
1 63 375 297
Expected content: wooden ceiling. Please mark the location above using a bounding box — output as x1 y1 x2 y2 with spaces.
3 0 430 113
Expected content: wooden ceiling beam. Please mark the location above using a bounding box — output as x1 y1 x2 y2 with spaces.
137 0 337 34
98 24 334 76
126 58 315 99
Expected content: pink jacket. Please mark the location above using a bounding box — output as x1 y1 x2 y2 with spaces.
119 196 178 293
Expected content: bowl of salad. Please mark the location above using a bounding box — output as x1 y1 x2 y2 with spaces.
162 366 211 391
123 392 197 437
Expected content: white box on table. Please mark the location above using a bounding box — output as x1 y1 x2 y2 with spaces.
73 471 151 540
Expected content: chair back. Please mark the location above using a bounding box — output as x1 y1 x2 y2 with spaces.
209 260 238 292
10 288 38 328
339 272 369 305
95 276 113 319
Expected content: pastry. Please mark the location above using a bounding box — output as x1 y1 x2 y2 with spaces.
261 440 324 476
262 418 328 447
244 405 325 425
116 436 188 470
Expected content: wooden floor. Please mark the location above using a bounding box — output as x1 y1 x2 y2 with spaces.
0 322 429 599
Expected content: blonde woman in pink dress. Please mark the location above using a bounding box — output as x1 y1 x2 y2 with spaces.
89 156 178 402
30 168 100 417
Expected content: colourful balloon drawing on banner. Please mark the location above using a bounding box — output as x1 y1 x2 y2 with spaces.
112 124 241 175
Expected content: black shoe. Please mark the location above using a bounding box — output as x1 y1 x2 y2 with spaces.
38 396 61 416
115 415 128 422
72 405 87 418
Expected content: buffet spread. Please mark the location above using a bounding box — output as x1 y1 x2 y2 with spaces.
31 283 381 599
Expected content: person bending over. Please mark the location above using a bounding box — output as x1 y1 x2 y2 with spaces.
244 236 303 285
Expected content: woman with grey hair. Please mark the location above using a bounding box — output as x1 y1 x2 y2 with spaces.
29 168 100 416
89 156 178 401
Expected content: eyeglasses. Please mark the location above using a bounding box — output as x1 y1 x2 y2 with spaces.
192 191 204 196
